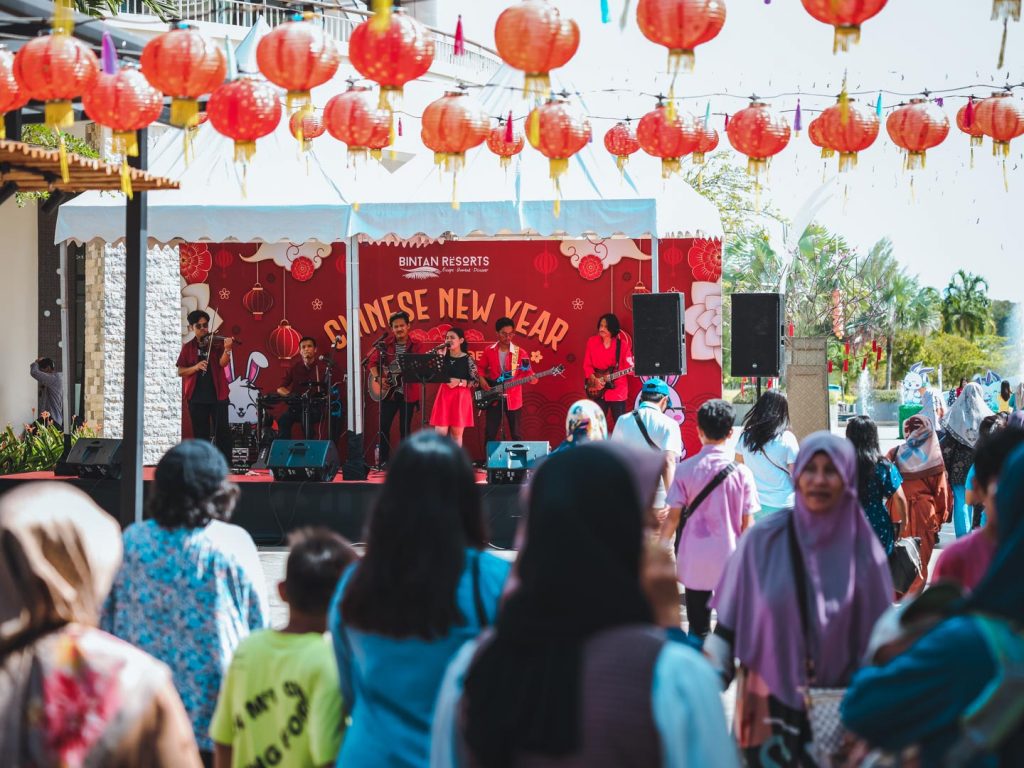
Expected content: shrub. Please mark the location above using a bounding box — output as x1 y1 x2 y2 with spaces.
0 421 96 475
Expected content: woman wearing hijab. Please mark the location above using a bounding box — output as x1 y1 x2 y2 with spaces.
1011 382 1024 411
886 414 950 591
704 432 893 767
941 381 995 538
431 443 737 768
0 483 201 767
551 399 608 453
843 443 1024 765
918 386 945 433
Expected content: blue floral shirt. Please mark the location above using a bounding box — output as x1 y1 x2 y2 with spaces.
100 520 267 751
862 460 903 555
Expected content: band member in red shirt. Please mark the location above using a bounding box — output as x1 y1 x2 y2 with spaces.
176 310 233 462
276 336 330 439
366 311 424 466
582 313 635 429
477 316 532 443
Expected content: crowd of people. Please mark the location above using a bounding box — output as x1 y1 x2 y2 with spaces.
2 380 1024 767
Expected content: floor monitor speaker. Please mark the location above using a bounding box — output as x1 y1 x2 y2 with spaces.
267 440 340 482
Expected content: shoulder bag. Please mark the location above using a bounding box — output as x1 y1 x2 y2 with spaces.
632 409 660 450
673 462 737 550
788 515 849 767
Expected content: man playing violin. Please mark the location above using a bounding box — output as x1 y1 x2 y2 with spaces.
176 309 233 462
276 336 330 439
582 313 635 431
366 311 424 467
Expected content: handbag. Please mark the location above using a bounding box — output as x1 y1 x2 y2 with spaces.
788 516 849 767
888 533 922 595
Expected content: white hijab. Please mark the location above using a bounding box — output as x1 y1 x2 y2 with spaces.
918 388 944 431
943 381 994 447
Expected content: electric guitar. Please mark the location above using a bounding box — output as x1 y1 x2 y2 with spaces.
367 359 403 402
474 364 565 409
585 366 636 401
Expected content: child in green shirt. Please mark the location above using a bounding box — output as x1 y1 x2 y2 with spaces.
211 527 357 768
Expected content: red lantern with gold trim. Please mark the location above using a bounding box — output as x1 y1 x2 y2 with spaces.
692 121 719 164
421 91 490 209
818 98 879 171
974 91 1024 156
289 110 326 151
526 96 591 215
603 121 641 171
243 282 274 319
637 101 700 177
636 0 726 73
486 120 525 169
348 8 434 107
0 47 28 140
207 76 282 163
141 24 226 128
323 85 393 162
14 29 98 130
885 98 949 170
800 0 888 53
726 100 791 177
268 319 301 361
256 13 339 114
494 0 579 96
808 115 835 158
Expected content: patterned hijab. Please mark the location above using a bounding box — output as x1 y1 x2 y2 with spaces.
563 399 608 444
895 415 944 478
944 381 994 447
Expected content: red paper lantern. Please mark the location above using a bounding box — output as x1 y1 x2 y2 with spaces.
808 115 836 158
494 0 579 96
692 121 719 164
214 248 233 277
243 282 274 318
636 0 727 73
885 98 949 170
268 319 302 360
289 110 326 151
603 121 641 171
662 243 684 276
818 99 880 171
828 359 834 373
141 25 226 128
323 85 393 162
348 8 434 107
256 14 339 113
974 91 1024 156
207 77 283 163
486 121 525 169
0 47 28 139
14 31 98 129
533 247 558 287
842 358 850 373
800 0 888 53
726 100 791 177
526 97 591 214
421 91 489 171
637 102 700 177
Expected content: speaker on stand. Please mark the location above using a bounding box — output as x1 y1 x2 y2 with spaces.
730 293 785 393
632 292 687 376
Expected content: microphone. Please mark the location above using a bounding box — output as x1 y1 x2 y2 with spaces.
318 355 336 366
372 331 389 349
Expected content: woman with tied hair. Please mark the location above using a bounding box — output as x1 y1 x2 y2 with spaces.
0 483 201 767
432 443 737 768
102 440 268 766
705 432 892 767
552 398 608 453
941 381 995 538
736 389 799 521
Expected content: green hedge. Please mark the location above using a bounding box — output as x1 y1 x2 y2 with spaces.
0 421 96 475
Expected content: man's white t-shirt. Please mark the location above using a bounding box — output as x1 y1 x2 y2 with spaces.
611 402 683 507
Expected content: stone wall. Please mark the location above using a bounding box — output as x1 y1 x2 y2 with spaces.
84 241 182 464
785 337 830 440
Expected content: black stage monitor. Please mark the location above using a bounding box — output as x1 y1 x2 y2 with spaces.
731 293 784 378
63 438 122 480
632 292 686 376
267 440 340 482
486 441 549 485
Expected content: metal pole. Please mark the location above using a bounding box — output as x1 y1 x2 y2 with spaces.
58 242 71 435
351 237 363 435
120 128 148 526
651 236 660 293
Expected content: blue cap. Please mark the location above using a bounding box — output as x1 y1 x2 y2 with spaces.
642 378 671 397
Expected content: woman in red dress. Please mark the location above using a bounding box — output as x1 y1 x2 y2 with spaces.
431 328 478 447
582 313 634 428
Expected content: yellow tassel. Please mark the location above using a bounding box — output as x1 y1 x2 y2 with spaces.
527 109 541 148
0 120 5 140
906 151 926 171
57 132 69 183
500 156 511 170
549 157 569 180
113 130 139 158
234 140 256 164
45 101 74 130
553 177 562 217
53 0 74 35
451 173 459 210
170 98 199 129
667 49 695 74
353 200 360 211
378 86 402 111
287 91 311 117
838 152 857 172
833 25 861 54
616 155 626 172
998 17 1009 70
388 110 397 160
523 73 551 99
370 148 383 162
371 0 391 32
120 157 133 199
667 82 677 123
1004 157 1010 192
692 151 705 165
992 0 1023 21
661 158 681 178
993 139 1011 157
839 79 849 126
821 147 835 159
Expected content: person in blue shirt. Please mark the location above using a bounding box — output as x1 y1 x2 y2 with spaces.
842 443 1024 766
846 415 907 554
329 432 511 768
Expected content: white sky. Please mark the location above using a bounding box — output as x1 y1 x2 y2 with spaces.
446 0 1022 301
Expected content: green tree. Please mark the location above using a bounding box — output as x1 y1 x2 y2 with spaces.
991 299 1016 337
919 333 994 383
941 270 993 339
74 0 177 21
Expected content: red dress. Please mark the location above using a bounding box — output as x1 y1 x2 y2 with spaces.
430 354 478 428
582 334 634 402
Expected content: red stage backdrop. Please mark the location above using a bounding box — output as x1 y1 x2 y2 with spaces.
180 237 722 461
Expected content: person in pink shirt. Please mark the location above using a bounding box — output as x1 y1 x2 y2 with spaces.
932 426 1024 591
662 399 759 639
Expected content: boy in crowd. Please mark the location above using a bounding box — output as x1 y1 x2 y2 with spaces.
211 528 357 768
662 399 759 639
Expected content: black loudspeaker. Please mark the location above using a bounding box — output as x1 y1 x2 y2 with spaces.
486 441 549 485
632 292 686 376
63 438 122 479
267 440 340 482
731 293 784 378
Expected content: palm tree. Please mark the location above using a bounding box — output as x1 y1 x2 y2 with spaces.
75 0 177 22
942 270 993 339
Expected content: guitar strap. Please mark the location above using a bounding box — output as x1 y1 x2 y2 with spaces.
509 342 520 372
614 337 621 371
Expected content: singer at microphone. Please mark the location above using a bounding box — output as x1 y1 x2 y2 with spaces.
176 310 233 463
365 310 423 467
276 335 330 440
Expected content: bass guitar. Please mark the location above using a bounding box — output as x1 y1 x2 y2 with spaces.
584 365 635 401
474 364 565 409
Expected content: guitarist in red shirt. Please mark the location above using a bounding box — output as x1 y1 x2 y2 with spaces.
366 311 424 466
582 313 635 430
477 317 533 442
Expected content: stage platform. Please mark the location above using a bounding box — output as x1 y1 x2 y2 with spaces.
0 468 522 549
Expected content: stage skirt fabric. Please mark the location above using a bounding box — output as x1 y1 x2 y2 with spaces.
431 385 475 428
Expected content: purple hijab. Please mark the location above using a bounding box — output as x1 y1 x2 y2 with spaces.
711 431 892 709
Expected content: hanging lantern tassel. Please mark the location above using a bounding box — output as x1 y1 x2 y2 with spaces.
794 99 802 135
833 24 862 54
504 111 514 142
234 140 257 165
370 0 391 32
388 108 397 160
397 115 403 136
839 77 850 125
454 14 465 55
112 129 139 199
56 131 70 184
667 82 677 122
549 158 568 218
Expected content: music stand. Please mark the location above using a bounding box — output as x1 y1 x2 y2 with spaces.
398 353 447 432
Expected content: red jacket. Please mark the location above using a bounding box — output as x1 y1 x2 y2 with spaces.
478 342 531 411
366 337 424 402
177 339 230 402
582 334 634 402
281 358 331 393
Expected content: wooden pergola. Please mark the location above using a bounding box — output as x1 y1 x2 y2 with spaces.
0 140 179 193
